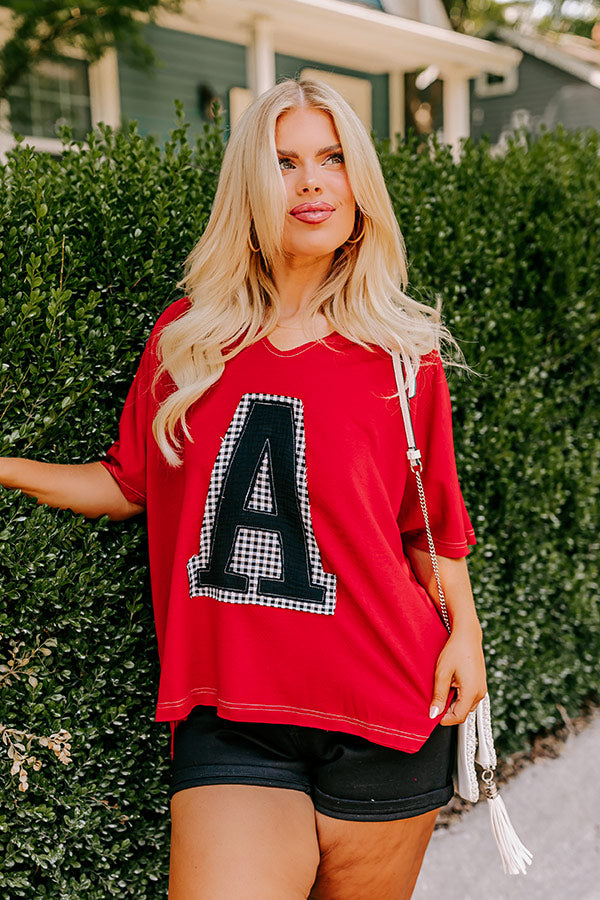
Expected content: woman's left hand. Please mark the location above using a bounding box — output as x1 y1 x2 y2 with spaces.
429 624 487 725
403 547 488 726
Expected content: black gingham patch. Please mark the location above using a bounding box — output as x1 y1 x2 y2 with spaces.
245 445 276 514
187 393 337 615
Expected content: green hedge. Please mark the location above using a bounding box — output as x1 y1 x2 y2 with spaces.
1 112 598 895
380 129 600 744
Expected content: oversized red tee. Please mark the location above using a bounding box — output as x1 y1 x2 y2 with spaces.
101 298 476 752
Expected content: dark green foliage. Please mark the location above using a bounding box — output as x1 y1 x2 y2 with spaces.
1 114 598 894
0 108 223 897
380 128 600 745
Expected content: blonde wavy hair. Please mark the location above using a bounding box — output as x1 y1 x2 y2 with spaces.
154 78 456 465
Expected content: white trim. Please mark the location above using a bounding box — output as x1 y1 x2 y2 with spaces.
88 49 121 128
0 129 15 161
388 70 405 148
382 0 452 30
155 0 521 78
0 133 65 159
443 71 470 159
229 87 254 126
247 16 276 97
416 0 452 30
474 67 518 98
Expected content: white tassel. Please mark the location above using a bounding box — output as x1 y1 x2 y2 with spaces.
391 361 533 876
483 773 533 875
456 695 533 874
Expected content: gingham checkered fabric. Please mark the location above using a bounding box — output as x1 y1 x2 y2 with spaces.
187 393 337 614
245 445 275 514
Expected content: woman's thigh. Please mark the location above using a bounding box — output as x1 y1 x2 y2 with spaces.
169 784 320 900
310 808 438 900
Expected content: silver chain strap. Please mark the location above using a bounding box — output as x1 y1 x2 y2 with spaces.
413 467 451 633
392 350 451 634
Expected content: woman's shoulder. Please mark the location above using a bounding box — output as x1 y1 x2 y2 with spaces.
416 349 446 383
144 297 192 356
151 296 191 334
136 298 192 375
418 348 443 369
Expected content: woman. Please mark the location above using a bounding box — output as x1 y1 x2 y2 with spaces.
0 80 486 899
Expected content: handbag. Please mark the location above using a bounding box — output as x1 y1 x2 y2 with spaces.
392 350 532 875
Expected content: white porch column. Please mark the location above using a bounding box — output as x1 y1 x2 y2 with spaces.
89 49 121 129
388 71 405 150
442 71 470 159
247 16 276 99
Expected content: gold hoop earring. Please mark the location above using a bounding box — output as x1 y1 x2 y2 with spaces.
346 213 365 245
248 232 260 253
346 225 365 245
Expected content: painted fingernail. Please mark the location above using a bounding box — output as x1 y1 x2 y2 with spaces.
429 705 440 719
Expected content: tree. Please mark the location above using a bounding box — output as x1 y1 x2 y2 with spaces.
438 0 506 35
438 0 600 36
0 0 182 99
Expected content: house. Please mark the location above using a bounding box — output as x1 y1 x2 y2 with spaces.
0 0 520 159
470 25 600 145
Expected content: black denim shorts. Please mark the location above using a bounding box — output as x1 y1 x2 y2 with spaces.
170 706 456 821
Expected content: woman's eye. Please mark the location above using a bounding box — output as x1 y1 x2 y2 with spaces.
324 153 344 165
278 157 295 170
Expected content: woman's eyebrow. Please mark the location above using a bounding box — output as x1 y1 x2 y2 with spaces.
276 143 343 158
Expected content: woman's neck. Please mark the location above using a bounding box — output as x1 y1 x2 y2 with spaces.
271 252 332 321
268 253 333 349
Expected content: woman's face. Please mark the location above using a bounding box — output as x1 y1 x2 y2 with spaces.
275 107 356 261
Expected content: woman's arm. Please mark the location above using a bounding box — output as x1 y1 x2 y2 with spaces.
405 546 487 726
0 458 144 521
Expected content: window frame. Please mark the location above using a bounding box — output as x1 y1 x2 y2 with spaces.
0 48 120 158
474 67 519 99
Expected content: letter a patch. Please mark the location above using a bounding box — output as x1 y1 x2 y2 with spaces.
187 393 337 614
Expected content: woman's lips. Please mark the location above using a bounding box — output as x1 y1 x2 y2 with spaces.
290 202 335 224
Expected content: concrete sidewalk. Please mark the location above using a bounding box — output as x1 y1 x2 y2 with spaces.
413 713 600 900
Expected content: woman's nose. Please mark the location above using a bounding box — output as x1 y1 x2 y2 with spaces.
298 164 322 194
301 182 322 194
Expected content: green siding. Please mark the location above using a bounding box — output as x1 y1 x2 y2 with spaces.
275 54 389 139
118 24 247 141
470 53 585 144
117 25 390 142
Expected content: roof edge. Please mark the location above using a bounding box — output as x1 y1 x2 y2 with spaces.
495 26 600 89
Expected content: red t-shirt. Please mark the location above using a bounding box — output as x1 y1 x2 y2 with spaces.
102 298 475 752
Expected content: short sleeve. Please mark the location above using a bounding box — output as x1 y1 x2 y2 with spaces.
397 353 476 558
100 298 189 506
100 345 154 506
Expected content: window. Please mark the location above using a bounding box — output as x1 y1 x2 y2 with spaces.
7 57 92 141
474 68 518 99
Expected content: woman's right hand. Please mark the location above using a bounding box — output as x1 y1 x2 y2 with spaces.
0 458 144 521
